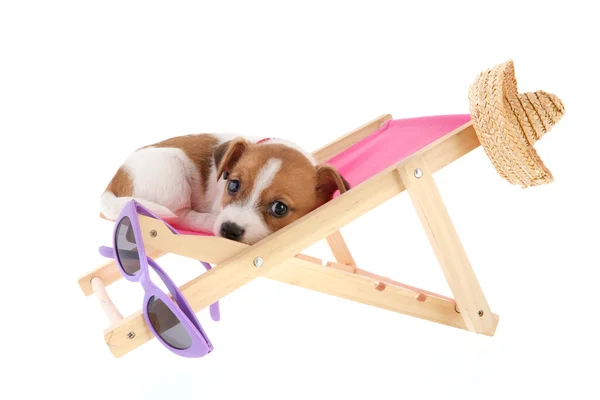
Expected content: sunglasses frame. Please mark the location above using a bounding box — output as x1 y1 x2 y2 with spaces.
98 199 219 358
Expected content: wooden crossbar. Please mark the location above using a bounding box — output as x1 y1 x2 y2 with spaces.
79 114 498 358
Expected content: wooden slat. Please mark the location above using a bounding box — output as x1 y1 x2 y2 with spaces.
295 253 323 264
397 156 497 335
352 267 456 303
313 114 392 163
326 231 357 266
267 259 487 332
91 277 124 325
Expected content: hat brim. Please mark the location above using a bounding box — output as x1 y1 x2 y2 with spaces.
468 60 565 188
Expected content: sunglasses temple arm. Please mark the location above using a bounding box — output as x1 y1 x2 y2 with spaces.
99 246 115 259
198 261 221 321
146 257 221 323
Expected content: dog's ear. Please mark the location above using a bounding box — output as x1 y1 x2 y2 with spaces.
214 138 248 181
315 165 351 205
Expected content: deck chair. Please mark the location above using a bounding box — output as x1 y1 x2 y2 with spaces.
78 60 565 358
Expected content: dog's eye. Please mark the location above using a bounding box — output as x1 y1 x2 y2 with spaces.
227 180 240 194
222 171 229 180
269 201 288 217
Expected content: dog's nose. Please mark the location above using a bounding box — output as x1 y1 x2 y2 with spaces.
220 222 245 241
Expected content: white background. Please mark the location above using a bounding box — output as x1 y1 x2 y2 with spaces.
1 1 599 399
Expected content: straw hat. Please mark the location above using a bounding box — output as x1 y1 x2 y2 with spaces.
468 60 565 188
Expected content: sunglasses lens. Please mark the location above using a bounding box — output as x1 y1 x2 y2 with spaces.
147 296 192 350
115 217 141 276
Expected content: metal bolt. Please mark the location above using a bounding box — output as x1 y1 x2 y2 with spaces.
478 310 484 317
253 257 264 267
127 331 136 339
149 230 157 238
414 168 423 179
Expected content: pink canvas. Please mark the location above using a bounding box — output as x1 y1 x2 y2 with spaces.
169 114 472 235
326 114 471 191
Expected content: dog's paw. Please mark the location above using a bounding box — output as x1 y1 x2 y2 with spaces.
177 210 219 234
203 213 218 233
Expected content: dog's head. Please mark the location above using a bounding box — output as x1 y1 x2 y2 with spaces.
212 138 350 244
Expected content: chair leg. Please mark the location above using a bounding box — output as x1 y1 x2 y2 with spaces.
397 156 497 335
326 231 357 268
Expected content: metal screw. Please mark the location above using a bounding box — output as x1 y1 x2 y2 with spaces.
253 257 264 267
478 310 484 317
149 230 157 238
127 331 135 339
414 168 423 179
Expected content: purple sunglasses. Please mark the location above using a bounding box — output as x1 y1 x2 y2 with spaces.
98 199 219 358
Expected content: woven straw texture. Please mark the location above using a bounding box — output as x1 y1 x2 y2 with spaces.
468 60 565 188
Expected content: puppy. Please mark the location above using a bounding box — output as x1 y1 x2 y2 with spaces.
100 133 349 244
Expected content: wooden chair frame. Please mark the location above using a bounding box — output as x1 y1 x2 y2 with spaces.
78 114 498 358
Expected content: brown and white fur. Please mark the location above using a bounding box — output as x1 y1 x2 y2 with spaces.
100 133 349 244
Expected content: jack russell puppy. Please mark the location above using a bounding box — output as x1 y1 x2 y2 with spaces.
100 133 350 244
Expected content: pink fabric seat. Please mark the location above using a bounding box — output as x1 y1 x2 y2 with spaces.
172 114 472 236
327 114 471 190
